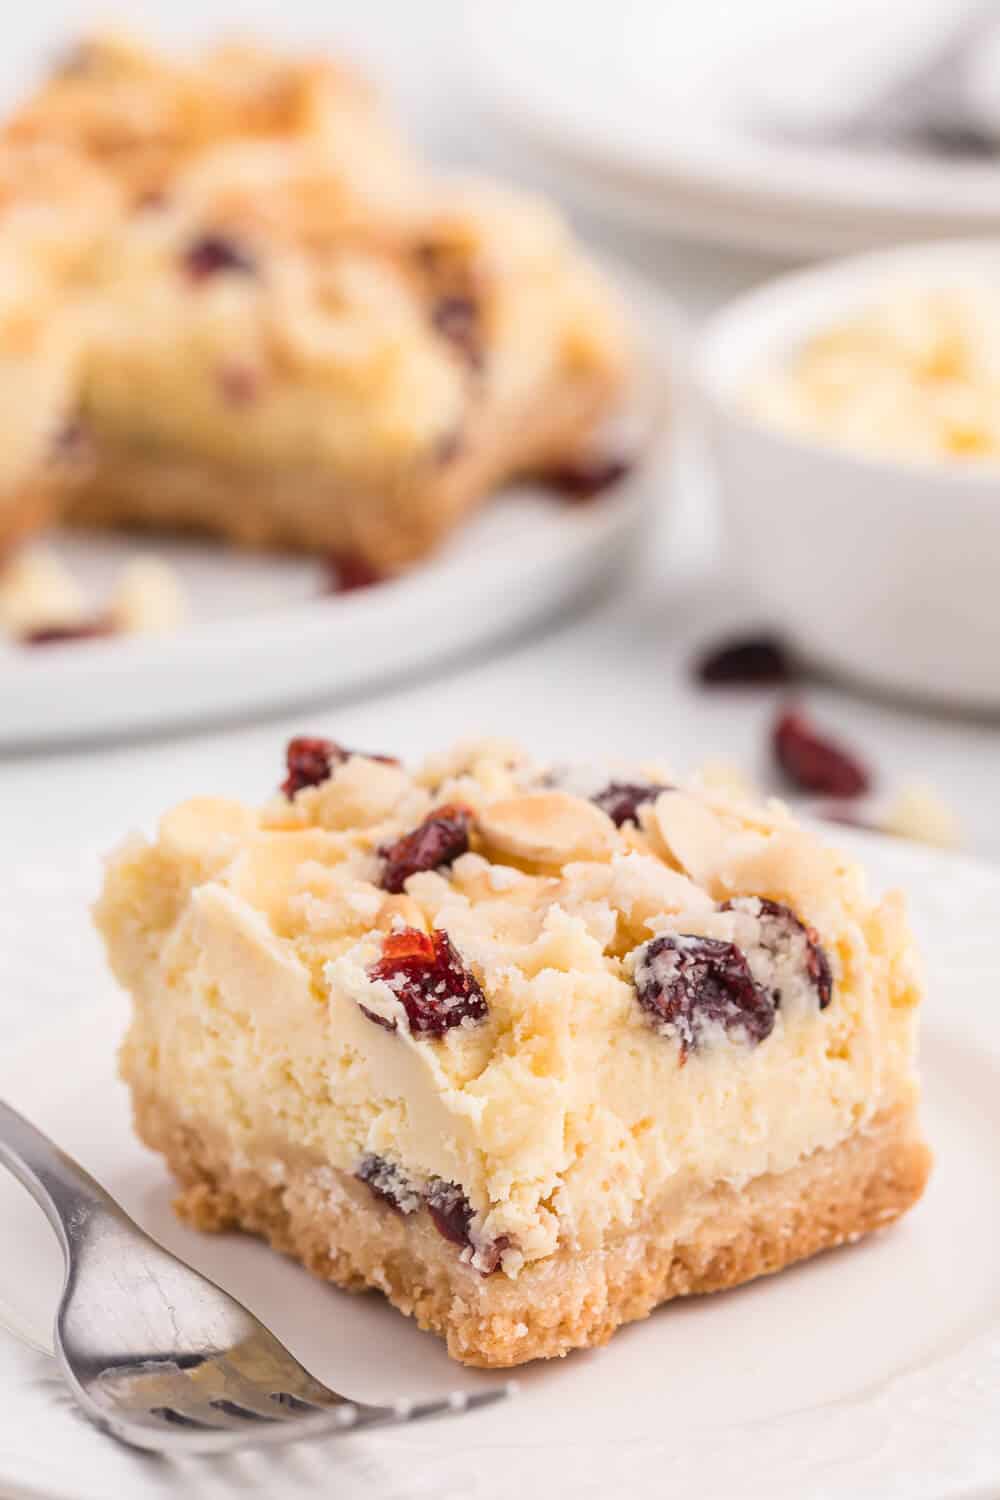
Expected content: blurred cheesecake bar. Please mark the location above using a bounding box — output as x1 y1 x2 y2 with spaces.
67 149 627 565
1 35 630 567
0 143 119 551
97 738 931 1366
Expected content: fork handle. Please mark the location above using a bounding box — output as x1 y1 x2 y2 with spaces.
0 1099 125 1259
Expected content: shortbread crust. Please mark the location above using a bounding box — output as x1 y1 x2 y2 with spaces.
135 1088 930 1367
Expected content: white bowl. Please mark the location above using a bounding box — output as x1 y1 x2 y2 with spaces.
695 240 1000 711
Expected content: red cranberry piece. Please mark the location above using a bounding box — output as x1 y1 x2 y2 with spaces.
431 295 483 371
281 737 347 797
425 1182 509 1274
281 736 398 797
217 364 260 406
773 706 870 799
50 416 93 468
633 933 775 1055
591 781 667 828
322 550 384 594
696 635 794 687
356 1154 420 1213
365 927 488 1037
22 616 113 646
540 455 632 503
722 897 833 1010
426 1178 473 1247
183 234 256 283
135 190 169 213
379 804 472 894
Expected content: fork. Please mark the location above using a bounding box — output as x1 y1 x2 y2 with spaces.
0 1100 512 1454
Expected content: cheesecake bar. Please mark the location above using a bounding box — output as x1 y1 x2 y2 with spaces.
97 739 930 1366
2 34 630 568
0 142 119 551
68 154 628 566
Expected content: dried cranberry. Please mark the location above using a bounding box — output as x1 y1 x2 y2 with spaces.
217 364 260 406
431 295 482 370
773 706 870 799
426 1178 473 1247
540 456 632 502
379 805 472 894
50 416 92 468
281 736 398 797
633 934 774 1054
425 1183 509 1273
591 781 667 828
365 927 488 1037
281 737 347 797
183 234 256 283
22 617 112 646
135 190 169 213
322 550 383 594
696 635 794 687
723 897 833 1010
356 1155 420 1214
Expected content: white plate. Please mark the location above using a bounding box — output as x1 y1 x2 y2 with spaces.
473 1 1000 256
0 267 671 751
0 830 997 1499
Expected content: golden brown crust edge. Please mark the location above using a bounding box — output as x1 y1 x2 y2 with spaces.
131 1088 931 1368
66 362 622 567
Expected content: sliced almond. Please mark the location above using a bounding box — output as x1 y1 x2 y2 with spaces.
375 893 426 933
160 797 256 866
477 791 616 867
653 791 734 890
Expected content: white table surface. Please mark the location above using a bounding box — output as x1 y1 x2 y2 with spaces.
2 0 998 861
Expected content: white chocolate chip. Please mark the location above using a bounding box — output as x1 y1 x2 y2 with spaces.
0 546 86 636
108 556 187 635
477 791 616 867
160 797 257 864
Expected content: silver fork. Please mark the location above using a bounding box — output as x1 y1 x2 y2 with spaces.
0 1100 512 1454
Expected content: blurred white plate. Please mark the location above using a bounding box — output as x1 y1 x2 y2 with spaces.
473 1 1000 256
0 264 672 750
0 829 997 1498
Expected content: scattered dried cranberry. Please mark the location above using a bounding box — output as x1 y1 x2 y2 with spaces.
591 781 667 828
183 234 256 283
22 617 113 646
356 1154 420 1214
217 364 260 406
322 550 383 594
773 706 870 799
281 736 398 797
281 737 346 796
540 455 632 502
135 190 169 213
723 897 833 1010
50 416 92 468
426 1178 473 1247
696 635 794 687
431 295 483 370
365 927 488 1037
424 1180 510 1274
633 934 775 1054
379 804 472 894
